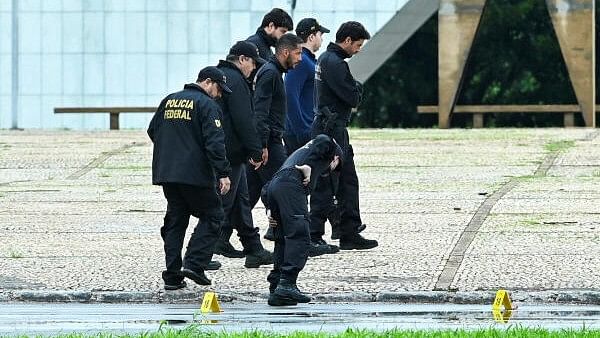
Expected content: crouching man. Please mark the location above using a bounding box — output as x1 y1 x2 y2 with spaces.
261 134 342 306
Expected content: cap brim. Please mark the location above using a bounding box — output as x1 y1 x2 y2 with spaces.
219 83 232 93
319 26 330 33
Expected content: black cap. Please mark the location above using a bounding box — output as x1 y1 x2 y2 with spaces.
197 66 232 93
229 41 267 65
296 18 330 40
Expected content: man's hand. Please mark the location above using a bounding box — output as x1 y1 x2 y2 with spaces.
295 164 312 186
261 148 269 166
249 158 263 170
219 177 231 195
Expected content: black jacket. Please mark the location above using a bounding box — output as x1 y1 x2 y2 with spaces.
315 43 363 123
278 134 343 193
254 56 288 147
216 60 263 165
246 28 276 59
148 83 231 187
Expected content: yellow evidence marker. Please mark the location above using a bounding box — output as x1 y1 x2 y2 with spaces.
200 292 222 313
492 289 516 310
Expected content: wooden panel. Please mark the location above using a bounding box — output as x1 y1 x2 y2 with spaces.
54 107 156 113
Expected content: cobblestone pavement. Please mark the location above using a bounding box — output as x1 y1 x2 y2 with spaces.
1 128 599 304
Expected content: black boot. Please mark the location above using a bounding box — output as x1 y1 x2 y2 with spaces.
180 268 211 285
268 292 298 306
339 233 378 250
273 279 311 303
206 260 221 270
245 249 273 268
214 239 245 258
308 239 339 257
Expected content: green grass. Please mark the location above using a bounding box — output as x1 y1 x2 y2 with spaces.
544 140 575 153
18 327 600 338
7 248 24 258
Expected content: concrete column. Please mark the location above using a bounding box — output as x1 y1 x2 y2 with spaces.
438 0 487 128
546 0 595 127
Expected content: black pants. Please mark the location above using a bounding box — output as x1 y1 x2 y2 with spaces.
247 138 287 209
263 170 310 285
161 183 223 284
219 163 262 254
283 131 311 156
309 118 362 240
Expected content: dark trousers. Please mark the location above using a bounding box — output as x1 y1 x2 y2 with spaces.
283 131 311 156
161 183 223 284
247 138 287 208
263 171 310 286
219 163 262 254
309 118 362 240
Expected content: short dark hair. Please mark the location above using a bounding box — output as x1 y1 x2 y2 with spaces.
275 33 303 54
225 54 240 63
335 21 371 43
261 8 293 31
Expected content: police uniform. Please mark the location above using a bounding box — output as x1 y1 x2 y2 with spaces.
148 67 232 288
246 56 289 210
214 41 273 268
261 135 343 306
310 42 378 250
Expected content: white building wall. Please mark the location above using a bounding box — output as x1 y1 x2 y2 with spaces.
0 0 408 129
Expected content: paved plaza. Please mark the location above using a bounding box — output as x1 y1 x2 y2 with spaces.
1 128 599 304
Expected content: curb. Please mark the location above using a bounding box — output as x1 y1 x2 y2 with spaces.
2 290 600 305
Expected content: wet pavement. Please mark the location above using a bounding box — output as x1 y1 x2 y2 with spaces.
1 303 600 335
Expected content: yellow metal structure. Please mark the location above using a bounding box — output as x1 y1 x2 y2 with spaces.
200 292 222 313
492 309 513 323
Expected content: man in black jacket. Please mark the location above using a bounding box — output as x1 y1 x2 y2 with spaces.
246 8 293 59
148 66 232 290
310 21 379 251
247 33 303 219
261 134 343 306
214 41 273 268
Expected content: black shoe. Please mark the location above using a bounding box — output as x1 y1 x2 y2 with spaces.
308 239 339 257
332 224 366 240
264 227 275 241
274 281 311 303
206 260 221 270
164 280 187 290
214 240 245 258
180 268 211 285
268 293 298 306
244 249 273 268
339 233 378 250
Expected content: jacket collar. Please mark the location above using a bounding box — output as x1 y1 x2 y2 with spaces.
184 83 211 97
218 60 245 79
302 47 316 61
268 55 288 74
257 28 277 48
326 42 351 59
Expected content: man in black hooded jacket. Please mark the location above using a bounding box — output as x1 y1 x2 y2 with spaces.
214 41 273 269
261 134 343 306
310 21 378 251
246 8 293 60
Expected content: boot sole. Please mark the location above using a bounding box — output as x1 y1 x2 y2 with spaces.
339 243 378 250
180 269 211 285
214 249 245 258
268 295 298 306
274 290 311 303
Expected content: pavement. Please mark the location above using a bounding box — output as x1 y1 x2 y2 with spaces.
1 128 599 304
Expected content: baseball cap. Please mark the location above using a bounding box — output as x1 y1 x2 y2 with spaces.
229 41 267 65
197 66 232 93
296 18 330 40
